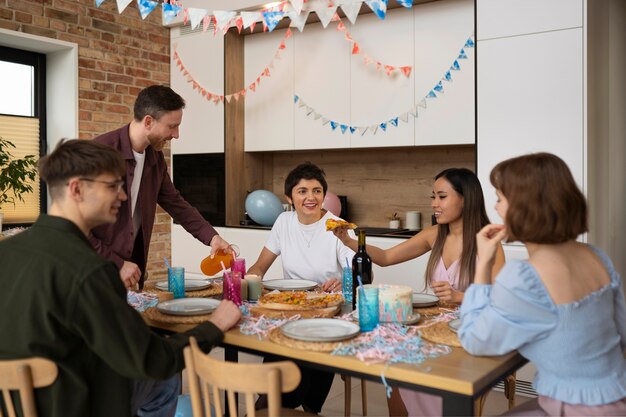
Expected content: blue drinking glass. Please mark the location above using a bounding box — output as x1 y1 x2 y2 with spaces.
358 286 379 332
168 267 185 299
342 266 353 305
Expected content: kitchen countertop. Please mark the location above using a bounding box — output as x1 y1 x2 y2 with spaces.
228 224 420 239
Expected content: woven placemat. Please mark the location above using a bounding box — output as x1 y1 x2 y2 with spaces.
143 281 223 298
419 321 461 347
415 302 459 316
143 306 213 324
268 327 353 352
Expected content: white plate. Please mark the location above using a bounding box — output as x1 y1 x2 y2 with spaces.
262 279 318 291
281 318 360 342
155 279 211 292
412 292 439 307
380 313 421 325
156 298 220 316
448 318 461 333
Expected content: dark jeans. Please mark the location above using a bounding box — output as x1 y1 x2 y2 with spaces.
256 355 334 414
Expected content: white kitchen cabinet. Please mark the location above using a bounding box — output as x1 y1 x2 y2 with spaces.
244 28 295 151
170 27 224 154
477 28 584 225
414 0 475 146
477 0 583 40
294 24 350 150
349 9 414 148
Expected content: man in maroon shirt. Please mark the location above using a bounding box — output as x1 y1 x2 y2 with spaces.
90 85 230 289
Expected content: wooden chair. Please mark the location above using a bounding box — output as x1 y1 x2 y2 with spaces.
342 375 368 416
0 357 58 417
183 337 316 417
475 372 516 416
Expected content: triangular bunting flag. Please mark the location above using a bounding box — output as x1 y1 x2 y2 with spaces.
375 61 382 71
337 21 346 32
269 60 275 69
427 90 437 98
330 121 338 131
214 10 236 31
294 95 299 104
345 32 353 42
235 17 243 33
397 0 412 8
116 0 133 14
188 8 208 30
340 124 348 134
225 95 232 103
183 9 188 25
366 0 387 20
249 21 257 32
279 40 286 50
313 113 322 120
390 118 399 127
95 0 106 7
263 67 270 77
241 11 261 29
285 28 293 38
305 106 314 116
202 15 211 32
137 0 159 19
363 55 373 65
249 82 257 92
358 127 367 136
371 125 379 134
263 11 284 32
400 113 409 123
380 122 387 131
458 48 468 59
322 118 330 126
340 2 361 25
352 42 360 55
418 99 427 109
434 81 444 93
465 38 475 48
349 126 357 134
400 66 412 77
162 2 182 24
316 6 337 28
444 70 452 82
287 10 309 32
298 99 306 108
451 60 460 71
409 104 418 117
384 65 395 75
233 92 241 101
290 0 304 14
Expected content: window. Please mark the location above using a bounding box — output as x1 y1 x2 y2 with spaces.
0 45 46 225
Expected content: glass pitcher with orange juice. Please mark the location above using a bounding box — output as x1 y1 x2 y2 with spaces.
200 244 240 276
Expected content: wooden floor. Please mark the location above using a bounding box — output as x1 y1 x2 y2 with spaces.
182 348 533 417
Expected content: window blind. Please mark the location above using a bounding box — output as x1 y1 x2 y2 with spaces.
0 114 40 223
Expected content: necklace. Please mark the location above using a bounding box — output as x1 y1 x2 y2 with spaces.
298 217 321 248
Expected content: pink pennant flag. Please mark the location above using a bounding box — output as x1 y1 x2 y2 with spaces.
279 40 286 50
384 65 395 75
400 66 412 77
200 89 206 97
363 55 373 65
241 89 247 97
236 17 243 33
375 61 382 71
233 92 241 101
337 21 346 32
262 21 268 32
352 42 360 55
344 32 353 42
275 51 281 59
285 28 293 38
183 9 188 25
192 81 198 90
332 12 340 21
213 16 218 36
219 96 224 103
183 69 189 76
256 76 261 84
249 21 256 32
202 15 211 32
206 92 213 100
263 67 271 77
212 95 220 104
249 82 257 92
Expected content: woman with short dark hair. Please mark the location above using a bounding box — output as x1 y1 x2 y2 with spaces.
460 153 626 416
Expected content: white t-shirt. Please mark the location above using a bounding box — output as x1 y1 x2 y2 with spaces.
264 211 356 284
131 150 145 238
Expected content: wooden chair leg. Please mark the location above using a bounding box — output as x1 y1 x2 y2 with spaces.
474 391 489 417
360 378 367 416
343 374 351 417
504 373 516 410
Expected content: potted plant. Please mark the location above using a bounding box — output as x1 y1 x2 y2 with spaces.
0 136 39 230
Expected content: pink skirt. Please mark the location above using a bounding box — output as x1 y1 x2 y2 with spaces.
504 396 626 417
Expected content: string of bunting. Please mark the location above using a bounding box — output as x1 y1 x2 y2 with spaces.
294 34 474 136
172 28 293 104
95 0 407 32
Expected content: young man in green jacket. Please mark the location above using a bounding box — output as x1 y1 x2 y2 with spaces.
0 139 241 417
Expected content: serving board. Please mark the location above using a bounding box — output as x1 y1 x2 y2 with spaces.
249 305 341 319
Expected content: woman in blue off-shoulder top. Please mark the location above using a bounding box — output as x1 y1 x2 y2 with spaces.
459 153 626 416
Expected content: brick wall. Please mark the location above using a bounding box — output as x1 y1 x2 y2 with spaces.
1 0 172 281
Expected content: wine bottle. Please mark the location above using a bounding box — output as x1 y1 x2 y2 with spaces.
352 230 373 309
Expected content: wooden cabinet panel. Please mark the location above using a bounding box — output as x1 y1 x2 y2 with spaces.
349 9 414 148
294 24 350 150
477 28 584 224
414 0 475 146
477 0 583 40
170 27 224 154
244 28 295 151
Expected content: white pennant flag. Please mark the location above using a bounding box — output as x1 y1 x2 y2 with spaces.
370 125 379 134
340 2 362 25
241 11 262 29
399 112 409 123
116 0 133 14
358 127 367 136
287 10 309 32
188 8 208 30
290 0 304 14
213 10 236 31
305 106 314 116
313 112 322 120
298 100 307 109
322 118 330 126
315 6 337 28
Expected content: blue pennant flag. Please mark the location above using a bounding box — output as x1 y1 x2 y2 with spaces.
340 124 348 134
349 126 357 134
444 70 453 82
379 122 387 131
458 49 468 59
294 95 299 104
427 90 437 99
390 117 399 127
397 0 412 8
451 60 460 71
366 0 388 20
263 11 284 32
465 38 475 48
434 81 444 93
95 0 106 7
330 121 338 131
138 0 158 20
162 3 182 25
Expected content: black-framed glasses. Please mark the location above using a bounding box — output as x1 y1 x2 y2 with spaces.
78 177 125 193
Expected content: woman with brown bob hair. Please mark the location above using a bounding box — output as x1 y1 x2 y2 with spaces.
459 153 626 416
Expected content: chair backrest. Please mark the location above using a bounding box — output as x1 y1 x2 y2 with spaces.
184 337 301 417
0 357 58 417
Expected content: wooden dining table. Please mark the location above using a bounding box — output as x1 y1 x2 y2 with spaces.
144 312 527 417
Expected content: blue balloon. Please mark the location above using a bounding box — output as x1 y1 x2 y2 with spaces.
245 190 284 226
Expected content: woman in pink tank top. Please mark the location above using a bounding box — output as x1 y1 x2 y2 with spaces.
334 168 505 416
